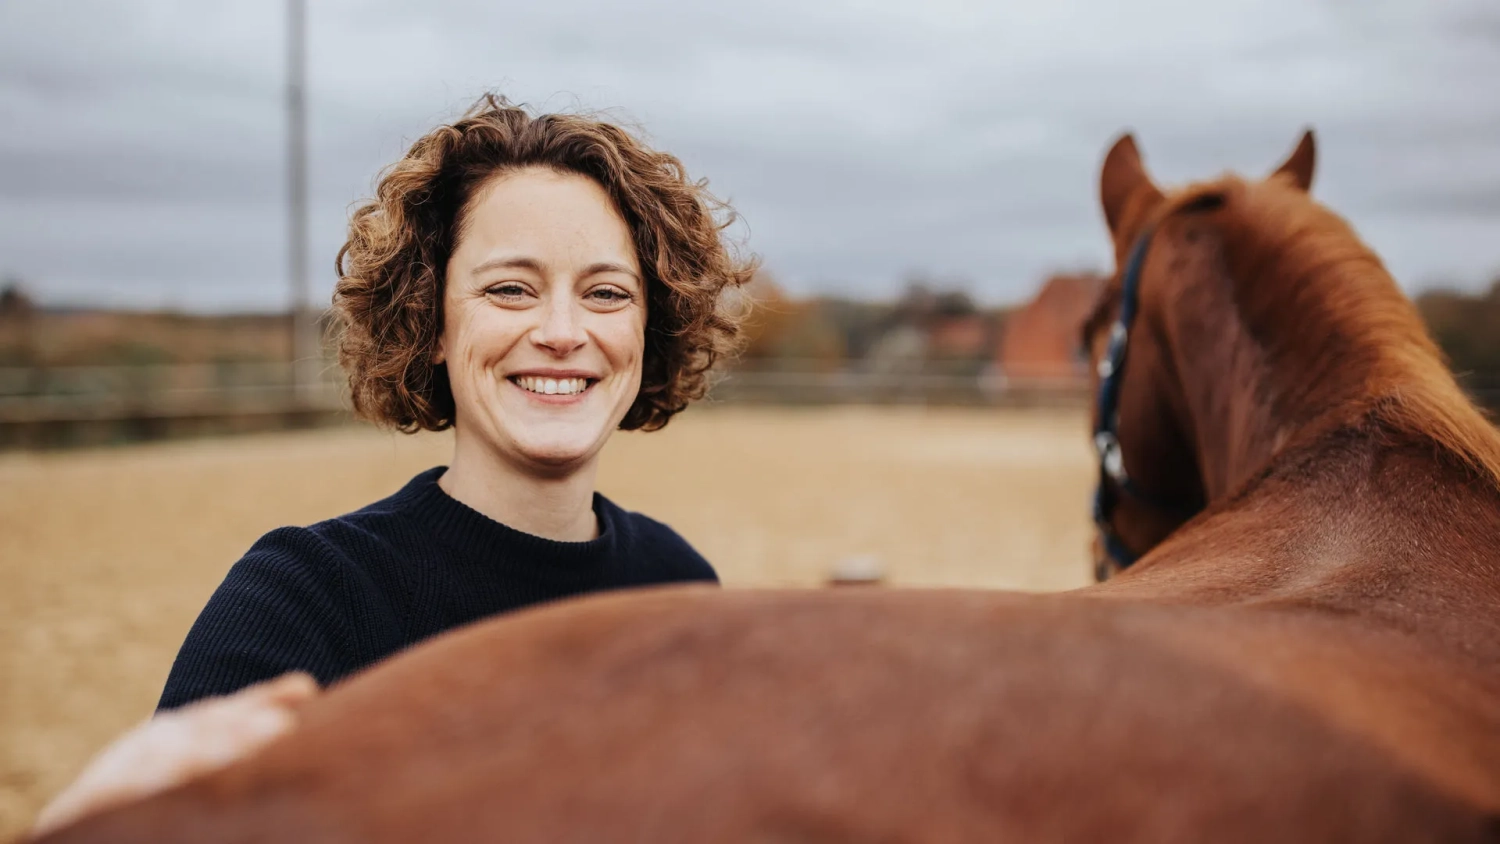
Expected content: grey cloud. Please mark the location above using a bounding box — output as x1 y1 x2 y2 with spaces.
0 140 283 203
1372 184 1500 218
1 0 1498 311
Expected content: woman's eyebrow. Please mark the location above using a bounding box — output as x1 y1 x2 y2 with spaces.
580 262 641 283
470 256 545 277
469 257 639 283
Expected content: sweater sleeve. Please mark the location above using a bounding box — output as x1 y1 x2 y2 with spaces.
156 527 358 711
629 514 721 585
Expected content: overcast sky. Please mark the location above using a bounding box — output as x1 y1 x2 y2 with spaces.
1 0 1497 312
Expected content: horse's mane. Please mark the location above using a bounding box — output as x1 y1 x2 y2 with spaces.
1203 175 1500 490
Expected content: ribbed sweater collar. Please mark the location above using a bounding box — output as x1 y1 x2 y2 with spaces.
386 467 623 571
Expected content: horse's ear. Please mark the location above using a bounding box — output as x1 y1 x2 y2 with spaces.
1270 129 1316 192
1100 133 1162 237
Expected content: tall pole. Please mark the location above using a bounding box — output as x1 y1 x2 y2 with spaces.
286 0 310 402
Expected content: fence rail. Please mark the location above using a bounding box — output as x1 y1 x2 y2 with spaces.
0 362 1091 418
0 363 344 423
0 362 346 448
2 362 1496 449
710 365 1088 407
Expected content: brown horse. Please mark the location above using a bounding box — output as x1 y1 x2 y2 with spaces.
30 133 1500 843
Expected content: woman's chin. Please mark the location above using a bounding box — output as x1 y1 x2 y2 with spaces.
508 437 603 473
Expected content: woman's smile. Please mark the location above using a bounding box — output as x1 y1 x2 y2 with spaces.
506 371 599 402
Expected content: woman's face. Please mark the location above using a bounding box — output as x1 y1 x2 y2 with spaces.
438 167 646 476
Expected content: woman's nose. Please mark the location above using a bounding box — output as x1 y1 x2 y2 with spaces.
530 297 588 356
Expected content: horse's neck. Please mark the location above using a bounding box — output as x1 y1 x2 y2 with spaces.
1156 207 1494 502
1150 233 1291 499
1147 212 1500 623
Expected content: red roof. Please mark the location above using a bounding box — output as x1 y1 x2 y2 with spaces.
996 273 1105 382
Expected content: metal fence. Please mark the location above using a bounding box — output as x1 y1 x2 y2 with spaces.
0 361 1091 418
0 360 1090 448
709 362 1088 408
1 362 1496 449
0 362 344 423
0 362 346 448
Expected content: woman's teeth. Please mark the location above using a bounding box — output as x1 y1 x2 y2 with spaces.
513 376 590 396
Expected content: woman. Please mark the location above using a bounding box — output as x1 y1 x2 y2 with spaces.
34 95 753 834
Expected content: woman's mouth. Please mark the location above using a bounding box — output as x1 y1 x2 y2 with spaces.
509 376 594 397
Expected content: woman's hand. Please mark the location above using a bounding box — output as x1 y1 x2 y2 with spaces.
30 672 319 837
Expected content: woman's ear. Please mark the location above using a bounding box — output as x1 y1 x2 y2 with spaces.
432 301 448 365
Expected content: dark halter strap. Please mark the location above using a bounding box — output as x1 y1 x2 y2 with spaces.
1090 228 1199 577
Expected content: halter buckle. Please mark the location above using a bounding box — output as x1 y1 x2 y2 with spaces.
1108 320 1128 348
1093 430 1127 484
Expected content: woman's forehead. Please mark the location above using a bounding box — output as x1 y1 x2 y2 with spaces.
457 168 639 271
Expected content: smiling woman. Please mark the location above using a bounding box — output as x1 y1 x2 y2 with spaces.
434 169 653 531
169 95 754 704
30 94 758 833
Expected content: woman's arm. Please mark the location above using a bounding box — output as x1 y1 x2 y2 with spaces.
32 529 371 834
31 673 319 837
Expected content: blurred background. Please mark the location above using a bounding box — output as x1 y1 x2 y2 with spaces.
2 0 1498 835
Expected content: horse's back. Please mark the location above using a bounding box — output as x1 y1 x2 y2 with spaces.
36 586 1500 843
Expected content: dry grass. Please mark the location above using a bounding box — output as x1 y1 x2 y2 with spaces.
0 406 1093 837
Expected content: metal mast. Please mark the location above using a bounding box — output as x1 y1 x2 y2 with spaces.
286 0 310 401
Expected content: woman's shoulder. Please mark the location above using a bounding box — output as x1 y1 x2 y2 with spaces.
328 466 448 526
158 526 361 710
596 496 718 583
232 476 429 593
262 467 447 563
226 525 355 605
157 496 422 710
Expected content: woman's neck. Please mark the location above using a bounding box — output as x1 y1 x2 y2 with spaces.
438 434 601 542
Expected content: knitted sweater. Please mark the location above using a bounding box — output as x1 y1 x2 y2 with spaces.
157 466 717 710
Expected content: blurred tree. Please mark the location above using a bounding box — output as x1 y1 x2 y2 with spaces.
735 274 849 368
812 298 892 362
1417 277 1500 408
736 272 798 360
1418 279 1500 372
0 277 33 318
932 290 977 318
772 306 847 367
0 277 38 365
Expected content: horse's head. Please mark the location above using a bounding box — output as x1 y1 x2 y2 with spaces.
1080 130 1318 581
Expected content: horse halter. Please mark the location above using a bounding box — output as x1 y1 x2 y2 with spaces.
1090 227 1200 581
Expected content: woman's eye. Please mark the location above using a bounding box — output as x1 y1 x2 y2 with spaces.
486 283 529 299
588 288 631 303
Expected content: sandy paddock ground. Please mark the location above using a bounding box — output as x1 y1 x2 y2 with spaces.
0 406 1094 836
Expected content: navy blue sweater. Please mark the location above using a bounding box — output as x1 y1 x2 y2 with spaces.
157 467 717 710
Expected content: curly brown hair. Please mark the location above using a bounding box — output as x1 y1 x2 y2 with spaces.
332 94 756 433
